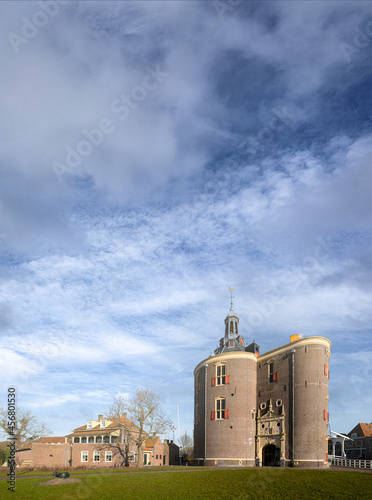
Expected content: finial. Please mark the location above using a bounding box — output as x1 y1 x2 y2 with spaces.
229 287 234 310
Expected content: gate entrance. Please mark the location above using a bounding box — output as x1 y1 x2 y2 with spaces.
262 444 280 466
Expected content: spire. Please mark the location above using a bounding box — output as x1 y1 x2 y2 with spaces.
229 286 234 311
214 288 245 354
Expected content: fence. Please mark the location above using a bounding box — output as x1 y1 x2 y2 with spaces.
330 457 372 468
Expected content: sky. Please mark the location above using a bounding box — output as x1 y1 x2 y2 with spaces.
0 0 371 443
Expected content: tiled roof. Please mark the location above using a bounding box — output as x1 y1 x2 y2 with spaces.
33 437 68 444
348 422 372 437
66 415 139 437
144 437 161 449
360 423 372 436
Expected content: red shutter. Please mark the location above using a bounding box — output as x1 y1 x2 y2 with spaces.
225 375 230 384
324 410 328 420
324 364 328 376
211 411 216 420
273 371 278 382
211 377 216 386
225 409 229 419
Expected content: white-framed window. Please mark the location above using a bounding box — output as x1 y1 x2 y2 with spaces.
81 437 87 443
103 435 110 443
93 451 100 462
96 436 102 443
105 451 112 462
87 422 92 429
130 452 135 462
216 364 226 385
88 436 94 443
100 421 105 428
215 397 226 419
81 451 88 462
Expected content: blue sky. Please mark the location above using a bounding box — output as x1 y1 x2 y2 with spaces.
0 1 371 441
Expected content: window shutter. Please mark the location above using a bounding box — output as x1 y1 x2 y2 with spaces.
273 371 278 382
211 411 216 420
324 410 328 420
225 409 229 419
324 364 328 376
225 375 230 384
211 377 216 386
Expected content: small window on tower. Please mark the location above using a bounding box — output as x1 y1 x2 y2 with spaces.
268 363 274 383
216 364 226 385
228 340 234 348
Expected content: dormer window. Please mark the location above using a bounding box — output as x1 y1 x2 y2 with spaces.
100 421 105 428
87 422 92 429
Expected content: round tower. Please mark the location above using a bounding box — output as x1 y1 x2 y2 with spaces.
194 302 257 466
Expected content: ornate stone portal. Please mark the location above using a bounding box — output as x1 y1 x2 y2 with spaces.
256 400 286 467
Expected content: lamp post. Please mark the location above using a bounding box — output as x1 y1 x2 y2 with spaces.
68 442 73 467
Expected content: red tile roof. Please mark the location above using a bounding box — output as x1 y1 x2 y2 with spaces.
33 437 68 444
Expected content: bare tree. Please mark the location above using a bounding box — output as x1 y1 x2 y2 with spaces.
0 407 50 448
106 388 174 468
129 388 174 467
105 395 132 466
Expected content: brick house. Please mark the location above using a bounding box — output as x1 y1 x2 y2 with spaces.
345 423 372 459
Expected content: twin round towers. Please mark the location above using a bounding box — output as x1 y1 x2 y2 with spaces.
193 296 331 468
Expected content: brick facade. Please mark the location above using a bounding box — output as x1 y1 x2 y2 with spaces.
194 306 331 468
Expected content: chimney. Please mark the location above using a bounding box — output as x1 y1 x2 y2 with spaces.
98 415 103 420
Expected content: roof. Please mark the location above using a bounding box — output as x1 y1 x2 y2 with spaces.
348 423 372 437
144 437 161 449
33 437 69 444
66 415 139 438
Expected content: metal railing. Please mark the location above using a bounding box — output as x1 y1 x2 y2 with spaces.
330 457 372 468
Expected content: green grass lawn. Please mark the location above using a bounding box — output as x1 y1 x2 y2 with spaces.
1 468 371 499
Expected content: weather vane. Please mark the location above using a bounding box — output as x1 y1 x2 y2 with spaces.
229 286 234 309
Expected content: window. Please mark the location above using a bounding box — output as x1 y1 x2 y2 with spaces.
268 363 278 383
96 436 102 443
324 364 329 376
81 451 88 462
100 421 106 428
160 455 162 459
87 422 92 429
212 364 230 386
212 398 229 420
88 436 94 443
74 437 80 443
156 455 158 459
130 452 135 462
81 437 87 443
268 363 274 383
105 451 112 462
93 451 100 462
228 339 234 347
103 436 110 443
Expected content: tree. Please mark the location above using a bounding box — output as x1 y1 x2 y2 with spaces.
0 407 51 449
179 431 193 464
106 388 175 468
